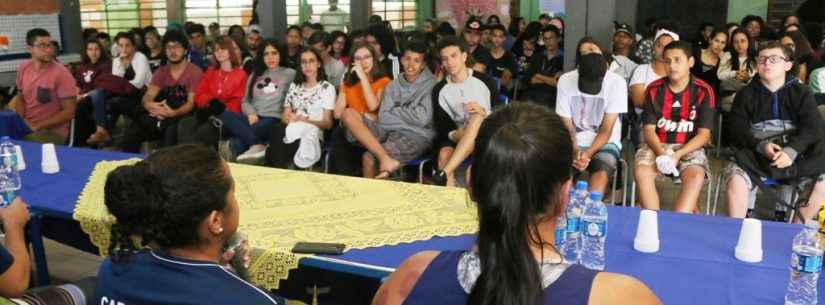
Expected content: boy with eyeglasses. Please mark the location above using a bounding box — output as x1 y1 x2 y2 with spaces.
724 41 825 221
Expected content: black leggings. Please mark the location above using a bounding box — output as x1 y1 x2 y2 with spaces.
264 121 300 169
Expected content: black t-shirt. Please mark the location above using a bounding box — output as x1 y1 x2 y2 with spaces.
285 47 303 70
488 50 517 79
643 77 716 144
471 45 493 70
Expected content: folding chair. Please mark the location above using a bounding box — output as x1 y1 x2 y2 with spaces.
609 159 629 205
630 169 715 215
399 157 432 183
713 168 814 222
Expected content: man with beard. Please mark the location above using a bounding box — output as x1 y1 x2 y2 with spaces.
119 30 203 153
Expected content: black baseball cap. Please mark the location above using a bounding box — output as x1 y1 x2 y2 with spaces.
614 21 633 37
465 17 484 32
578 53 608 95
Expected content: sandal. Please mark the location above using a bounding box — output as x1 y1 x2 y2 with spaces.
432 170 448 186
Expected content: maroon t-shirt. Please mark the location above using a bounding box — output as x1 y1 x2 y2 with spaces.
150 62 203 92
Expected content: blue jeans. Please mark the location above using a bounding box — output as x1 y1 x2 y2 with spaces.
218 111 277 155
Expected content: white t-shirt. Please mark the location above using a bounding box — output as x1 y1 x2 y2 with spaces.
437 69 492 127
112 51 153 89
284 80 336 121
629 63 664 89
556 69 628 149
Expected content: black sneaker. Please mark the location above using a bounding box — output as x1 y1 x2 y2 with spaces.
432 170 448 186
746 208 755 219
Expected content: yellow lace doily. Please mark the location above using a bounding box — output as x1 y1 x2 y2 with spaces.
74 159 477 289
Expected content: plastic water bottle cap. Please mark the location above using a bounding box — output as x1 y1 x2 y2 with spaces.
589 192 603 202
575 181 588 190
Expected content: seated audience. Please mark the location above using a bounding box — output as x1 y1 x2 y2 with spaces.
635 41 716 213
522 25 563 108
372 102 661 305
366 24 401 79
308 31 346 87
431 36 498 187
779 30 822 83
285 26 304 70
329 43 391 176
717 29 756 111
486 24 517 92
10 28 77 144
463 17 493 73
264 49 335 169
724 41 825 222
144 28 164 72
231 39 296 160
73 38 112 147
87 31 153 146
120 30 202 153
691 29 727 94
96 144 286 305
557 40 627 195
330 30 351 66
342 41 436 178
610 22 639 82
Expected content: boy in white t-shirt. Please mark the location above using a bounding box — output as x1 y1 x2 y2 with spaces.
556 53 628 194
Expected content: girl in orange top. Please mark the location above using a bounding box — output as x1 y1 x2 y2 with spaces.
334 43 391 120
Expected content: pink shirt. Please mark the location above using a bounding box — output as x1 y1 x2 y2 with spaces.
15 60 77 137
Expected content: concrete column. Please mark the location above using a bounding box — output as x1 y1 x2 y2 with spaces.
259 0 287 39
59 0 82 54
351 0 371 30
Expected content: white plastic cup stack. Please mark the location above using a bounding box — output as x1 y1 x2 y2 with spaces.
735 218 763 263
14 145 25 171
634 209 660 253
41 143 60 174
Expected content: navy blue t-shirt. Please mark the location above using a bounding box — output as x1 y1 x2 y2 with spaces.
95 250 285 305
0 245 13 275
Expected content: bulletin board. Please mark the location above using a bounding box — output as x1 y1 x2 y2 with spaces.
0 0 64 72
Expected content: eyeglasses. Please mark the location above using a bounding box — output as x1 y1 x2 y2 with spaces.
32 43 53 49
757 55 789 65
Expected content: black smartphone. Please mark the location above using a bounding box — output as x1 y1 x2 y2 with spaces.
291 242 346 255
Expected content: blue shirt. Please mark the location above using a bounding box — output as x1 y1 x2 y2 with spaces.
0 245 12 275
95 250 285 305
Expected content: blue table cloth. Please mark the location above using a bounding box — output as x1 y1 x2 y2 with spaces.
10 140 818 305
0 111 32 140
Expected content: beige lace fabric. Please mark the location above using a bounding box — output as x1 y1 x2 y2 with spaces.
74 159 478 289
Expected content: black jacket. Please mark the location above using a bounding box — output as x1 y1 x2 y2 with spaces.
727 76 825 178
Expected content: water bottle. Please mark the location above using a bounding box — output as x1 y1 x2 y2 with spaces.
563 181 588 264
0 137 21 207
581 192 608 270
555 214 567 251
785 220 823 305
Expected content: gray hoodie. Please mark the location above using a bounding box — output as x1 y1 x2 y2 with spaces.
241 67 296 118
378 68 437 142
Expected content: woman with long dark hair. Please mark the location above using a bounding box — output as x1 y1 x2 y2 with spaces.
264 49 335 169
328 42 391 176
73 39 112 147
692 29 727 94
330 30 351 65
372 103 661 305
223 39 296 160
780 30 821 82
95 145 286 304
717 28 756 111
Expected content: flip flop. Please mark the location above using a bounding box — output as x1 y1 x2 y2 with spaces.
375 170 392 179
432 170 448 186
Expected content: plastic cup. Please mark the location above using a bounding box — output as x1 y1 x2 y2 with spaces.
634 209 660 253
41 143 59 174
734 218 763 263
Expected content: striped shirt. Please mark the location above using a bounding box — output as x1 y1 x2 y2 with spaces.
643 76 716 144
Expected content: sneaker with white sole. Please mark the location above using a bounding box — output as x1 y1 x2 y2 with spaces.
237 145 267 161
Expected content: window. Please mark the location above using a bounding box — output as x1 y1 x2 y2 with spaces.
286 0 351 32
372 0 416 31
80 0 167 34
184 0 254 34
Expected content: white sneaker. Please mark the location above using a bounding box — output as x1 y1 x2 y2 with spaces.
237 144 267 161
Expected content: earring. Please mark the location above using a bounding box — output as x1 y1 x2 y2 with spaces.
218 227 224 233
